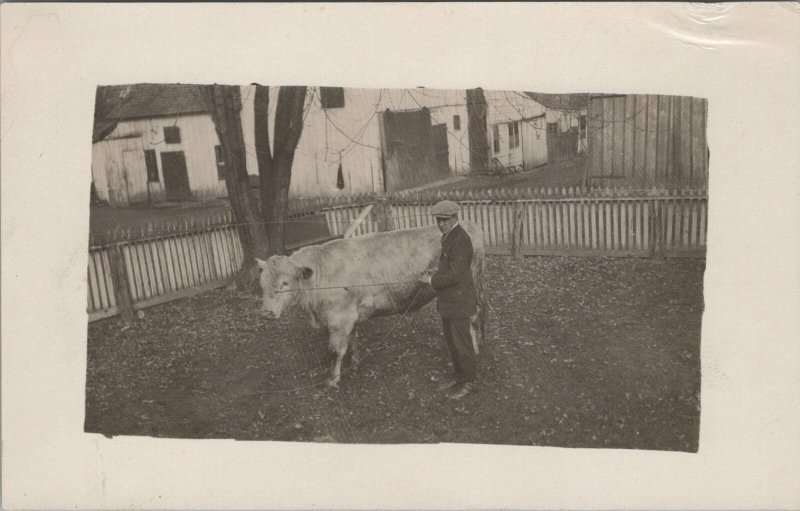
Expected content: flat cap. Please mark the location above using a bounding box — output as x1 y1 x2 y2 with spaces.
430 200 460 217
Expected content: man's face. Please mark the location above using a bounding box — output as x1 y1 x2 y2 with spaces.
435 215 457 235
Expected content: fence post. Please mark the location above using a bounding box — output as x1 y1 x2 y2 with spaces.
511 200 524 260
108 244 135 323
648 188 664 258
375 196 393 232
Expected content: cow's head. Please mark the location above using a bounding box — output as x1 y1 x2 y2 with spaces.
256 256 314 319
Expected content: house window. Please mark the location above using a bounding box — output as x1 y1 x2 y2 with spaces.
320 87 345 109
492 125 500 153
164 126 181 144
508 121 520 149
215 145 226 180
580 114 587 131
453 115 461 131
144 149 159 182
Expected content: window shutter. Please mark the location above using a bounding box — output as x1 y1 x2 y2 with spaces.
164 126 181 144
144 150 159 182
320 87 345 109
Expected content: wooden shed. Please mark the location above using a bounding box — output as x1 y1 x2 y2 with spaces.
586 94 708 187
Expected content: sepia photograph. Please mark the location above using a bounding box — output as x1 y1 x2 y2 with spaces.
85 84 707 450
4 3 798 509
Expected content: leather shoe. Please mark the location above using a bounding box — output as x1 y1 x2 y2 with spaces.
437 379 459 391
448 382 474 400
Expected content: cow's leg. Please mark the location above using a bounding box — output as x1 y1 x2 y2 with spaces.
326 308 358 388
470 296 486 355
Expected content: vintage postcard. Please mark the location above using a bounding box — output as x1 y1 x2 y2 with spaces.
2 3 798 510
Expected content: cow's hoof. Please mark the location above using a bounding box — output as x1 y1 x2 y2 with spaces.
326 378 340 389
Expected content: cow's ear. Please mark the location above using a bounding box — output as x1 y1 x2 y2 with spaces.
298 266 313 280
255 258 268 269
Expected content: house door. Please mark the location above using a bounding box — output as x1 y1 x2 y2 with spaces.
102 136 147 207
104 147 129 206
160 151 191 201
522 117 548 169
121 149 148 204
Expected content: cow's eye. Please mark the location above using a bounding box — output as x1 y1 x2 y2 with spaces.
280 280 289 288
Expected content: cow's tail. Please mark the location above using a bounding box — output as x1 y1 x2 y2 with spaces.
475 235 488 348
478 255 487 346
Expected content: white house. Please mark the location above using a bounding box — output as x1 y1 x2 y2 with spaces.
91 84 226 206
92 85 590 206
484 90 550 172
92 85 477 205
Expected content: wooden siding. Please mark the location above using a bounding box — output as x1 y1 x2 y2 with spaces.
91 137 148 205
485 91 548 171
239 87 471 198
587 95 708 187
95 113 225 204
521 116 548 169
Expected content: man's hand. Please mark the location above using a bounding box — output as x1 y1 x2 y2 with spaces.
418 268 435 284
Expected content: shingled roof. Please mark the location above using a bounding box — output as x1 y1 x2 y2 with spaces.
524 92 589 111
107 84 208 120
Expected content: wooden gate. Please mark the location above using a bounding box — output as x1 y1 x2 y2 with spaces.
547 123 578 164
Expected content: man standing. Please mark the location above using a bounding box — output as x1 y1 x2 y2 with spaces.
419 200 478 400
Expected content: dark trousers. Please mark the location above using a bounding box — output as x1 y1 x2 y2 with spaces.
441 317 477 383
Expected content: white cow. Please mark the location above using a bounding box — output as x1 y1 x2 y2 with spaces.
257 221 486 387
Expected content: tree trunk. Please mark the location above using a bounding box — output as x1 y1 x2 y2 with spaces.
255 85 307 256
200 85 269 291
467 88 489 174
254 84 273 251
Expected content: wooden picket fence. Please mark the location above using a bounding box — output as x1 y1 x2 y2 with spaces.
383 187 708 257
299 186 708 257
87 217 245 322
88 187 707 322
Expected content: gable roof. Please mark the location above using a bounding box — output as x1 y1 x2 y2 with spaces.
106 84 208 121
524 92 589 111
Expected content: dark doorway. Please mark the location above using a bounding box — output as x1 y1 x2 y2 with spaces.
380 108 447 192
160 151 191 201
431 123 450 177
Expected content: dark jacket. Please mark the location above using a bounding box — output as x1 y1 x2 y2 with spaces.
431 223 477 318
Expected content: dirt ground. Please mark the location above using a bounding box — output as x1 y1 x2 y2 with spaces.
427 156 587 193
85 255 703 451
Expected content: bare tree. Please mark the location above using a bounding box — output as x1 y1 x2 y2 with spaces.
254 85 307 256
202 84 307 290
